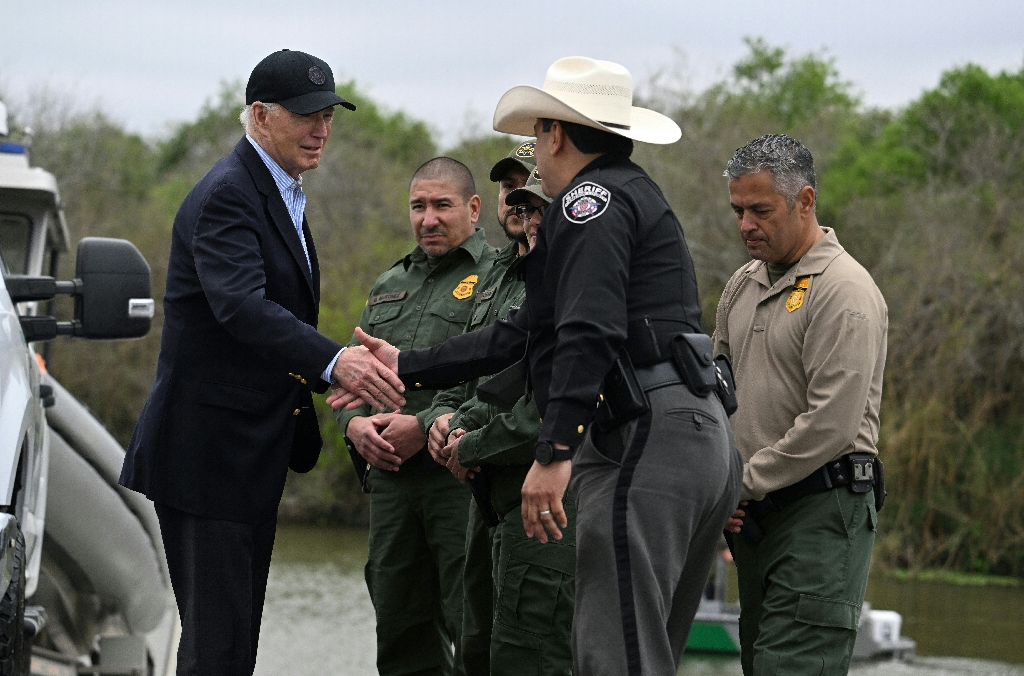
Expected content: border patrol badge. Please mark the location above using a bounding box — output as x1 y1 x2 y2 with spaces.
515 142 536 159
453 275 478 300
786 276 811 312
562 182 611 224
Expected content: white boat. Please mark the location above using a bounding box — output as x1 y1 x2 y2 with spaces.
687 551 917 660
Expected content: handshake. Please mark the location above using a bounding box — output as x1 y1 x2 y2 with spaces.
326 327 403 411
325 329 478 481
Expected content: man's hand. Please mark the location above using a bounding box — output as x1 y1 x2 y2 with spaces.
442 430 479 483
329 342 405 411
377 413 427 461
347 415 402 471
427 413 455 463
725 500 748 534
521 457 572 544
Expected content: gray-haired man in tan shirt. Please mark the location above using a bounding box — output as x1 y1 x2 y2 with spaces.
715 134 887 676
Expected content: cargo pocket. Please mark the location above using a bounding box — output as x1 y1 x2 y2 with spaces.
795 594 861 631
495 558 565 636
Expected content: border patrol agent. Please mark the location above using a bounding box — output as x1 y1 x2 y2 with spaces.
434 167 575 676
336 157 496 676
717 135 888 676
337 57 744 676
419 141 542 676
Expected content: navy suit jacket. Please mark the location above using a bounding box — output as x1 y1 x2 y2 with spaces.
120 137 343 523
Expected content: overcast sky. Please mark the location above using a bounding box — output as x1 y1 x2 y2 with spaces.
1 0 1022 146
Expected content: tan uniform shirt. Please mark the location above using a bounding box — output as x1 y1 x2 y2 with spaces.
713 228 887 501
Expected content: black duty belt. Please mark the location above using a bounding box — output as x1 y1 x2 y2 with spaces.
633 360 685 393
759 453 879 514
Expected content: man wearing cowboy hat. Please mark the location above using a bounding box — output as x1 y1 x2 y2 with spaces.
332 56 742 676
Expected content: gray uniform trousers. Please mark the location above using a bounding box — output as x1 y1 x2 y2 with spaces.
568 383 743 676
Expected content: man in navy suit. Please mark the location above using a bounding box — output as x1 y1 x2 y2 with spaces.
120 50 406 676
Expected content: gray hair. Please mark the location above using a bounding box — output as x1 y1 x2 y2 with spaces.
724 134 816 207
239 102 280 134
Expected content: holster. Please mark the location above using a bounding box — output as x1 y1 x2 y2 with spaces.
345 437 371 494
468 466 499 528
595 348 650 432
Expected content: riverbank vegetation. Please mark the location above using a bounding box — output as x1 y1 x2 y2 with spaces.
5 39 1023 577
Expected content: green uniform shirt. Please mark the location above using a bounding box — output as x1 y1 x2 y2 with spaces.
336 228 497 437
426 240 540 516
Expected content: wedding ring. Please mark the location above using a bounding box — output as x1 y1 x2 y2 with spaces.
539 510 551 516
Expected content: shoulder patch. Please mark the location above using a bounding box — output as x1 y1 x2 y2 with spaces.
368 290 407 306
562 181 611 224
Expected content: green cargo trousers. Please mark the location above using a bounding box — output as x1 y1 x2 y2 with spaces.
458 505 494 676
734 487 878 676
365 462 471 676
490 496 575 676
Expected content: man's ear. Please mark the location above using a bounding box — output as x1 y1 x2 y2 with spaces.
797 185 816 216
549 120 566 155
467 194 482 223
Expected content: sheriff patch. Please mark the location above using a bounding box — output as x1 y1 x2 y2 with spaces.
453 275 479 300
368 290 407 306
515 141 536 159
786 276 811 312
562 182 611 224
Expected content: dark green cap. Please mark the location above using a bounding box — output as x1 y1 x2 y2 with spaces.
506 166 549 206
489 139 536 182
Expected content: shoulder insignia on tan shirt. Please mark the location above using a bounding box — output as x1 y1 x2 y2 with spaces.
368 291 407 306
785 276 811 312
453 275 479 300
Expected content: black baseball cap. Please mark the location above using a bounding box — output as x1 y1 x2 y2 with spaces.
246 49 356 115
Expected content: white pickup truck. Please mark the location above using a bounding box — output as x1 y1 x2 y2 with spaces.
0 101 177 676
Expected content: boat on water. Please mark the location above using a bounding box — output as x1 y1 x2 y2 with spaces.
686 553 917 660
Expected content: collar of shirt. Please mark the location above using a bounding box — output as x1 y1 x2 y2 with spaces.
405 228 491 269
246 136 309 261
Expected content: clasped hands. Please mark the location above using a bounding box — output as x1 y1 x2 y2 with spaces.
326 328 571 546
427 413 479 484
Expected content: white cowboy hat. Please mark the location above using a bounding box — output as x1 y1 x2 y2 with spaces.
493 56 681 145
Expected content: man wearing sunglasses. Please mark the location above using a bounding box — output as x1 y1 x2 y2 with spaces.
422 150 572 676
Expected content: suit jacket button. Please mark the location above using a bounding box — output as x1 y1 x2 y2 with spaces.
293 408 301 416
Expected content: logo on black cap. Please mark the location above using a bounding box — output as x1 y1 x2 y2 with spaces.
308 66 327 86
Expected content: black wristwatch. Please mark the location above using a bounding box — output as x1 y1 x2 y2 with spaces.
535 441 574 465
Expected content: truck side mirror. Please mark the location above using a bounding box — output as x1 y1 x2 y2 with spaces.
2 237 154 342
74 237 154 339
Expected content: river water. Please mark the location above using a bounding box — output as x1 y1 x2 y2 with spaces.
254 525 1024 676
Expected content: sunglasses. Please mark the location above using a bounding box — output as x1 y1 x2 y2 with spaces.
513 204 547 220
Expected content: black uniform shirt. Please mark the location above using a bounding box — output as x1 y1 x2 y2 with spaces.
399 153 702 448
